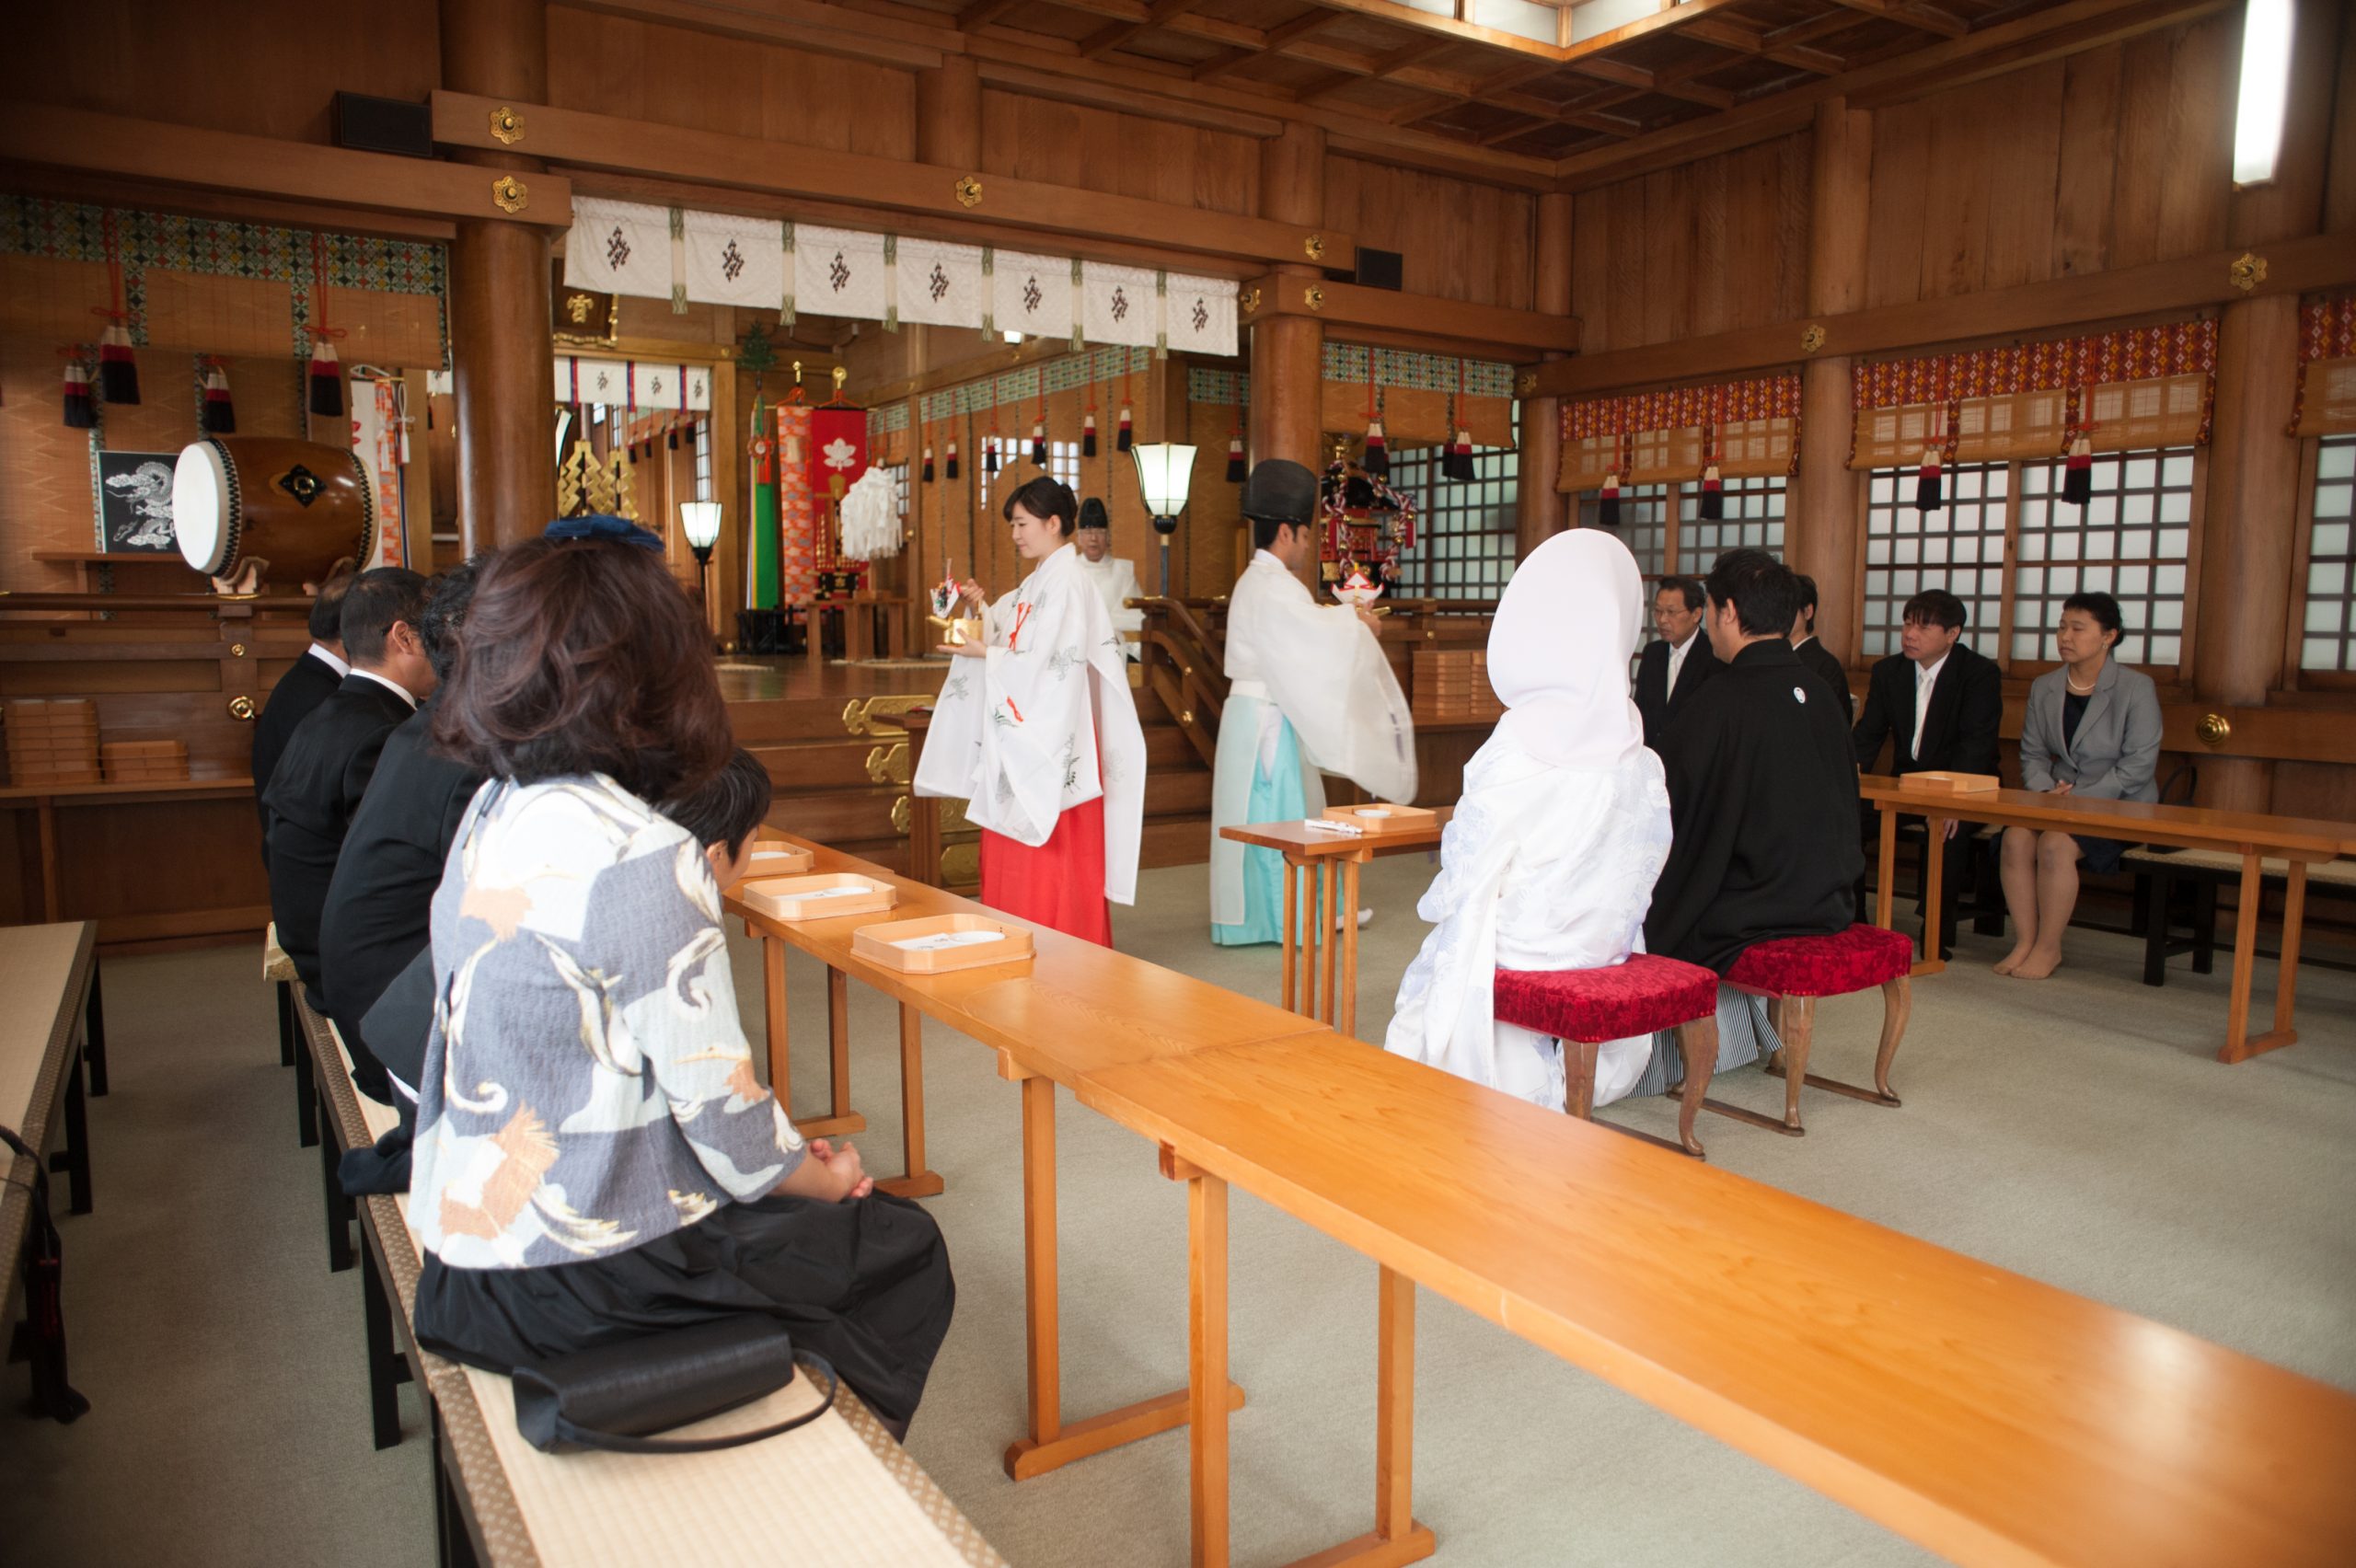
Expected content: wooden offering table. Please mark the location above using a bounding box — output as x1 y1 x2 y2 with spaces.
726 832 1324 1485
1218 811 1449 1040
1077 1030 2356 1568
1858 777 2356 1062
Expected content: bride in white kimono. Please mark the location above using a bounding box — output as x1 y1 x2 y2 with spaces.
913 476 1145 945
1383 528 1672 1110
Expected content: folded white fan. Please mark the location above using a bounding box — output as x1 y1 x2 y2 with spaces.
837 465 903 560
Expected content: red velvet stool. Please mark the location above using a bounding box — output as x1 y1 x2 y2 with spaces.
1495 953 1723 1159
1712 923 1915 1137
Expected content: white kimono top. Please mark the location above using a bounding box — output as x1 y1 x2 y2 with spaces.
914 541 1147 905
1075 552 1144 656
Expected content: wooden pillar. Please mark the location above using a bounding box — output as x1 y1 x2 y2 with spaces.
1790 98 1871 663
1514 192 1573 559
442 0 554 551
2191 0 2339 812
1251 123 1325 475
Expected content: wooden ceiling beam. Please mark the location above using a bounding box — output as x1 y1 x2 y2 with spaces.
954 0 1024 29
1493 90 1643 139
1566 57 1736 110
1190 9 1343 82
1678 15 1854 75
1078 0 1208 60
1242 269 1583 357
1824 0 1969 40
1299 37 1452 107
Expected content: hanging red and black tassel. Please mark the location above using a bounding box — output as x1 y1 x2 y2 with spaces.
1361 416 1389 478
1698 460 1724 519
1225 429 1245 483
201 358 237 433
2061 387 2094 507
1443 426 1475 482
667 418 681 452
1082 408 1098 457
91 212 139 405
306 236 345 418
983 424 999 476
1913 440 1945 513
945 438 960 480
1598 433 1626 527
1115 399 1133 454
1030 411 1047 467
61 350 96 430
921 441 936 483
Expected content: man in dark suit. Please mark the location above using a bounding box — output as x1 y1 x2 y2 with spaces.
318 559 487 1097
249 572 353 855
263 567 435 1099
1789 573 1854 726
1852 588 2002 959
1633 576 1719 750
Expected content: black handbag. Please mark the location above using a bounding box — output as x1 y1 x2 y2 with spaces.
510 1316 837 1454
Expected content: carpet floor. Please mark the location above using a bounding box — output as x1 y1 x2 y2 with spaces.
5 854 2350 1566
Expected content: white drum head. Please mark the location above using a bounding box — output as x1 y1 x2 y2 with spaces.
172 440 232 574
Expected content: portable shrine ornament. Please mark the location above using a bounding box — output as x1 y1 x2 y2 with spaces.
1318 441 1418 589
1333 567 1385 609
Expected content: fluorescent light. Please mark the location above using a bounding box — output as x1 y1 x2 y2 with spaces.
1003 330 1023 344
2233 0 2295 187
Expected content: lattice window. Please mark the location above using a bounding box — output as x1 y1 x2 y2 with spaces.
1863 464 2007 660
2012 447 2195 672
1392 446 1519 599
694 415 713 503
2301 434 2356 674
1046 440 1081 494
1676 474 1787 564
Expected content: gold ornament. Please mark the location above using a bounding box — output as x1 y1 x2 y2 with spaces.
2195 711 2233 749
954 175 984 209
1239 287 1262 315
2229 252 2267 293
558 438 618 517
1514 371 1538 396
1303 235 1326 261
229 642 247 658
491 175 529 213
228 695 257 721
1303 286 1324 312
489 106 525 144
607 448 639 520
1801 323 1828 353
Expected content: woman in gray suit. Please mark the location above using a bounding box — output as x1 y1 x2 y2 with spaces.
1996 591 2163 978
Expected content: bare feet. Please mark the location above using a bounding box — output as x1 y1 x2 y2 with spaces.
1992 946 2033 976
2009 948 2063 980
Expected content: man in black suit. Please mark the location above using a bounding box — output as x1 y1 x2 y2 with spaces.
249 572 353 855
263 567 435 1099
1633 576 1719 750
1789 574 1854 726
1852 588 2003 959
318 559 487 1098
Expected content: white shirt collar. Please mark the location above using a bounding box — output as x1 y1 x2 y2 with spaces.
1793 634 1816 651
1916 651 1949 686
309 642 351 678
1253 548 1288 571
1669 628 1701 655
350 667 419 710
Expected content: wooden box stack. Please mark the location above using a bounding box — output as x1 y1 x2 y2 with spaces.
1410 650 1504 724
4 698 103 787
102 740 191 785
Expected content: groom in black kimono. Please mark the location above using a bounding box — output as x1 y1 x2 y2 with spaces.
1646 549 1861 974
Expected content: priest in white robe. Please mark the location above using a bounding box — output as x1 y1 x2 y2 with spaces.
1383 529 1672 1111
1209 458 1416 946
1073 497 1142 661
914 476 1145 945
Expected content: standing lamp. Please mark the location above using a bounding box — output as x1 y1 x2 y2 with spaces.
679 500 723 641
1130 442 1197 596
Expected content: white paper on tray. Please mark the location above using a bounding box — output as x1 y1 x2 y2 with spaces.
778 884 874 901
892 929 1009 951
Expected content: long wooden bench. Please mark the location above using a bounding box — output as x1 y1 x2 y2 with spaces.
1 919 104 1412
290 989 1006 1568
1075 1029 2356 1568
2119 847 2356 986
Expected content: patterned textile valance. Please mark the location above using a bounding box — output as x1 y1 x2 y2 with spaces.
1319 343 1516 449
2292 294 2356 438
1848 321 2216 471
564 200 1238 357
1556 374 1801 491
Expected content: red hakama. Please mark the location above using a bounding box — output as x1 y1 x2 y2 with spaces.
978 793 1113 946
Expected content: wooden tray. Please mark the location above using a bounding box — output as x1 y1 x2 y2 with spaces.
738 844 815 879
1898 771 2001 795
1322 802 1438 834
738 871 897 921
852 914 1034 974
